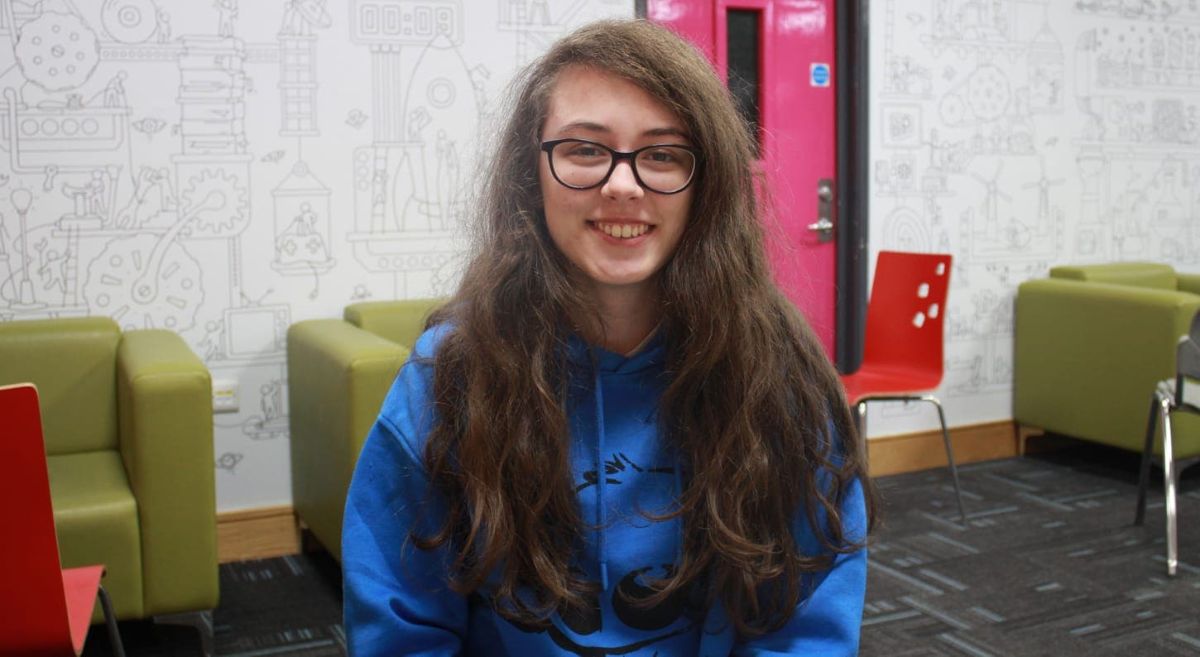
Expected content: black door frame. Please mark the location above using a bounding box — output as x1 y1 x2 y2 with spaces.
834 0 868 373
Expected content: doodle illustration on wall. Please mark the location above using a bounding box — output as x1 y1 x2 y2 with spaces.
271 0 335 299
1074 21 1200 264
348 0 479 299
273 159 333 298
0 0 632 508
500 0 590 66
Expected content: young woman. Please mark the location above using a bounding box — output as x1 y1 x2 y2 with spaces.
343 19 874 656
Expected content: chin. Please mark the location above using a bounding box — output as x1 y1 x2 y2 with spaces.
592 271 657 289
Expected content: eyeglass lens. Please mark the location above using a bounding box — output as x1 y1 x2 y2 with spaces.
549 140 696 193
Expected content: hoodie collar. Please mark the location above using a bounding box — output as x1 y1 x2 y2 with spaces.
566 330 666 375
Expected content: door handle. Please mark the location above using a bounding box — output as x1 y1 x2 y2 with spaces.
807 217 833 233
809 178 834 242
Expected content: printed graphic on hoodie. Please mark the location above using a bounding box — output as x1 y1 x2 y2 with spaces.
486 452 708 656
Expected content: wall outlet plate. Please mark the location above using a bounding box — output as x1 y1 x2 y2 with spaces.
213 379 239 414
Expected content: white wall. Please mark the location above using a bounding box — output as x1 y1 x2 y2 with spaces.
13 0 1190 508
0 0 631 511
868 0 1200 438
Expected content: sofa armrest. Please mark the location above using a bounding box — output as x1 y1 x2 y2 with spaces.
287 319 408 561
117 329 217 615
1178 272 1200 296
344 298 442 348
1014 278 1200 452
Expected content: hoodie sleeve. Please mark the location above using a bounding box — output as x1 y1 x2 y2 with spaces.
732 475 868 657
343 328 468 656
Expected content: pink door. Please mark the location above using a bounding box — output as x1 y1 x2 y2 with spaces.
648 0 839 356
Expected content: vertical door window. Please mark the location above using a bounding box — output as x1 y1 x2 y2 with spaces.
726 8 762 155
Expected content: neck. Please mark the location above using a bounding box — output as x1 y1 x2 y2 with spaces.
580 282 661 355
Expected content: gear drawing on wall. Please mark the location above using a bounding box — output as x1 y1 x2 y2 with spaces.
15 11 101 93
85 232 204 331
180 168 250 238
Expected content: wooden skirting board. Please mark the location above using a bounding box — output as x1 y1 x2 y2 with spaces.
216 504 300 563
215 420 1022 561
866 420 1019 477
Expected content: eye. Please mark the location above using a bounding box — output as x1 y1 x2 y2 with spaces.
637 146 693 172
563 142 607 159
644 148 680 163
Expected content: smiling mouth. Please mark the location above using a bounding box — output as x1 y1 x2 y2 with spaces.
589 220 654 239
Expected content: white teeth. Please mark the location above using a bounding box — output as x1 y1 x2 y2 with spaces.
597 222 649 239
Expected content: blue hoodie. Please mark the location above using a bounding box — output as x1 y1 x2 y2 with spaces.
343 325 868 656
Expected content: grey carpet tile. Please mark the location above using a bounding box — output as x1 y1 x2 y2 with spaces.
862 444 1200 657
82 552 346 657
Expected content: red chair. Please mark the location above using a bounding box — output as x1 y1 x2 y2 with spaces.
840 251 967 524
0 383 126 657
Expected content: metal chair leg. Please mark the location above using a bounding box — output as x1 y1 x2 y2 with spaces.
1135 392 1160 526
97 585 126 657
925 395 968 526
855 401 867 452
1159 395 1178 577
853 401 870 473
155 610 214 657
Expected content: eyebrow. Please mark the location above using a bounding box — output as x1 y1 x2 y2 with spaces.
556 121 691 141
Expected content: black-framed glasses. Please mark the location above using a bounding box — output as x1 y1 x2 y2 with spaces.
540 138 700 195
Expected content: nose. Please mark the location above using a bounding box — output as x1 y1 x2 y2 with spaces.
601 160 644 200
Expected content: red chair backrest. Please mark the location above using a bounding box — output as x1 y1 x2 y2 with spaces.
0 383 74 655
862 251 953 377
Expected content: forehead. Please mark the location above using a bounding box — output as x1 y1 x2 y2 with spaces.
543 66 686 137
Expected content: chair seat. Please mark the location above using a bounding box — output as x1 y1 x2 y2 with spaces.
840 366 942 405
48 451 144 620
62 565 105 654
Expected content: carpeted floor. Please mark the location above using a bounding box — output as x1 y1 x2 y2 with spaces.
82 442 1198 656
82 551 346 656
862 442 1200 657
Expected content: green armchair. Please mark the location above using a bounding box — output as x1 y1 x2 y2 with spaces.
1014 262 1200 458
0 317 217 652
287 298 443 561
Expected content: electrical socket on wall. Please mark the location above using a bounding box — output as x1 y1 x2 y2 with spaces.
213 379 239 414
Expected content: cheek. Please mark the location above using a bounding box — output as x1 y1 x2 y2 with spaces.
539 160 576 217
664 193 693 240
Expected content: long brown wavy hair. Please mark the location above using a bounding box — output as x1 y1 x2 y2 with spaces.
417 18 876 637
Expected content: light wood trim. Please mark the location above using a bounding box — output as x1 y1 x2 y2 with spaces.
867 420 1018 477
216 505 300 563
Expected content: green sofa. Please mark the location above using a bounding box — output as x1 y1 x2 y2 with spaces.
287 298 442 561
0 317 217 649
1014 262 1200 458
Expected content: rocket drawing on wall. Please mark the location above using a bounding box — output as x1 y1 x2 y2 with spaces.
348 0 480 299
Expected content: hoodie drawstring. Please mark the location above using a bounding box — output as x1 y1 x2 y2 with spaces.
673 466 684 564
592 364 610 591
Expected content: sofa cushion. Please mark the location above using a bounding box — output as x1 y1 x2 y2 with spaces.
0 317 121 454
48 450 144 620
1050 262 1177 290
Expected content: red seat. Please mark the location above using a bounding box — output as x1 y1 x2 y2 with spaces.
840 251 968 524
0 383 126 656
